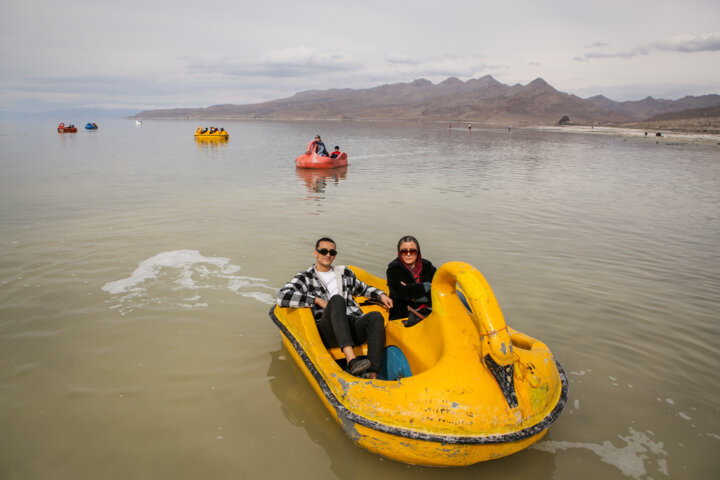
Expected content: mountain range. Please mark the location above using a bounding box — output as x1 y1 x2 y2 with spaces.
133 75 720 126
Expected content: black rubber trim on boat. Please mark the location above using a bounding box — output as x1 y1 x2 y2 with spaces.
269 306 569 445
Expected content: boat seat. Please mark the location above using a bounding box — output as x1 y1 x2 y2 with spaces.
328 344 368 360
325 296 388 361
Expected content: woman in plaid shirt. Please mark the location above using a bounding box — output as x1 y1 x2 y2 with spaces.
277 238 393 378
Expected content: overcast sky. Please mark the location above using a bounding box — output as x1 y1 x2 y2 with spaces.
2 0 719 113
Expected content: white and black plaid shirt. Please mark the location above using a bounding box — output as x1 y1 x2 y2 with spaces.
277 265 385 323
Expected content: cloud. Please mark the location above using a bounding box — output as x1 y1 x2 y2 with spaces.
185 46 362 78
574 31 720 61
574 51 639 61
652 31 720 53
380 53 493 80
385 53 423 65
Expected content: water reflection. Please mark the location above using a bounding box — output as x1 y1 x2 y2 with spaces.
267 346 386 475
57 132 78 144
267 345 559 476
194 136 229 151
295 166 348 196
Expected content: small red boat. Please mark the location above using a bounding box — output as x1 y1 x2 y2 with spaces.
296 140 348 169
57 123 77 133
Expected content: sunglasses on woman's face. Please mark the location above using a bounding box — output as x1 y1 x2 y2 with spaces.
400 249 418 256
316 248 337 256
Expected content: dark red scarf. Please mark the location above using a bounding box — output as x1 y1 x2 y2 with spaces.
399 251 423 283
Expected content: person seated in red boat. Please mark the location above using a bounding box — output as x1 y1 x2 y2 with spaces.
306 135 329 156
330 146 341 158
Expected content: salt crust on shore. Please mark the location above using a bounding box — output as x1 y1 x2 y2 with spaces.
532 125 720 146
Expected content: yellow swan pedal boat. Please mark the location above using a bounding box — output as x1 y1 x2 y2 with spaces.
193 127 229 139
269 262 568 466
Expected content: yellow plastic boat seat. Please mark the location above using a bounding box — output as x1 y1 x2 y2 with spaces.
326 295 389 361
327 344 369 360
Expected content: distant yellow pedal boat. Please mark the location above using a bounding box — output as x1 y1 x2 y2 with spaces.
269 262 568 466
194 127 229 139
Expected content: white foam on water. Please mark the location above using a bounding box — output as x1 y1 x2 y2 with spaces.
102 250 239 294
179 302 209 308
532 427 668 480
238 291 276 304
102 250 276 314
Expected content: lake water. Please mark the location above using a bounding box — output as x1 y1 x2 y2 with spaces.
1 118 718 479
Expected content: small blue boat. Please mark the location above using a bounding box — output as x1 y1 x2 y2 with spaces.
85 122 98 130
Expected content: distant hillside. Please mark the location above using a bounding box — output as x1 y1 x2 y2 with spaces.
619 105 720 134
587 95 720 121
133 76 720 127
645 104 720 121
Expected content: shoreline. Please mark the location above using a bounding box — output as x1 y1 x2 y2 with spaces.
529 124 720 147
126 115 720 146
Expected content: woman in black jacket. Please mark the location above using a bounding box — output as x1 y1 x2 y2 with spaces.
386 235 437 324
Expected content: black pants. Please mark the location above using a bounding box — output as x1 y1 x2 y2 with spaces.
317 295 385 373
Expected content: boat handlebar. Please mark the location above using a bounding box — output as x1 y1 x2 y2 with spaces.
431 262 514 368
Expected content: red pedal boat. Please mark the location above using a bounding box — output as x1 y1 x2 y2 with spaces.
296 140 348 169
57 123 77 133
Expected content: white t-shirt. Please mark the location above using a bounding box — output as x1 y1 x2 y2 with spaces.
316 268 339 297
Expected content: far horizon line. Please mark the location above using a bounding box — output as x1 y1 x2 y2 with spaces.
3 75 718 116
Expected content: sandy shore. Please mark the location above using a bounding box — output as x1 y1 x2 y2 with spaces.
531 125 720 147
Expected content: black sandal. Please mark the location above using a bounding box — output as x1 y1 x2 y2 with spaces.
347 357 371 375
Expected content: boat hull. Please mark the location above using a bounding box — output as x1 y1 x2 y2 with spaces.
296 152 348 169
194 136 228 144
270 262 568 466
194 133 229 138
57 123 77 133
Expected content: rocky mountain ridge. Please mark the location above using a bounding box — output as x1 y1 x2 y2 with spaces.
133 76 720 126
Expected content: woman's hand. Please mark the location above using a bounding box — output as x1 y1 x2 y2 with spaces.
314 297 328 309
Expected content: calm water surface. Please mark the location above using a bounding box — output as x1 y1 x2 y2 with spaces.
1 119 718 479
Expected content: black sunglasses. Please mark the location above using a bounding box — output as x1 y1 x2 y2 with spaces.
316 248 337 256
400 248 418 255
